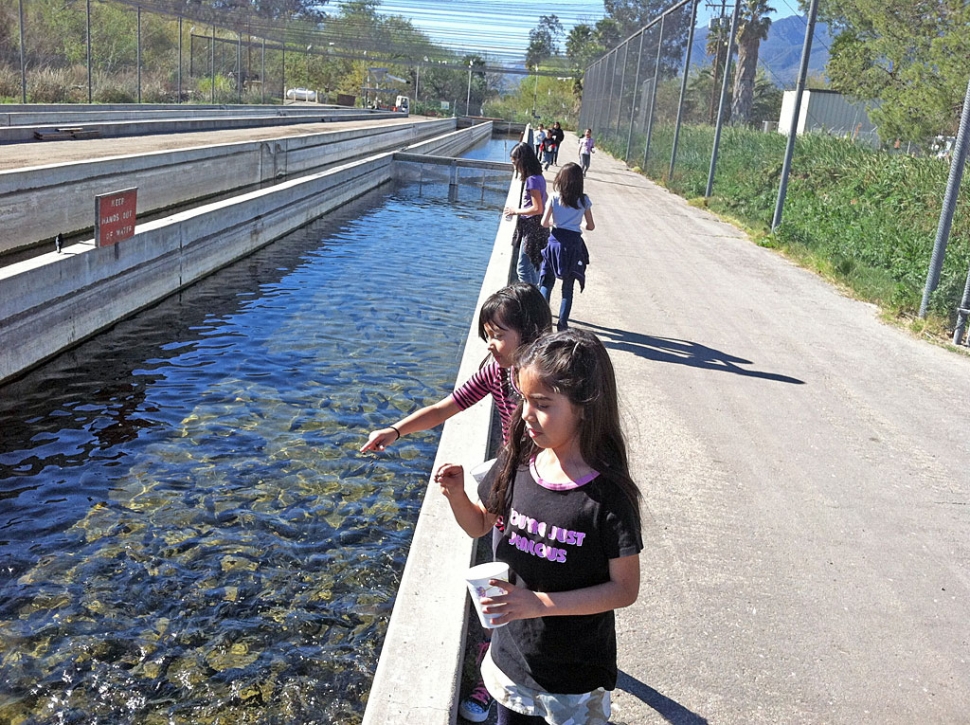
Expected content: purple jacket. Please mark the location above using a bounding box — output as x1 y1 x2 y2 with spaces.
540 227 590 291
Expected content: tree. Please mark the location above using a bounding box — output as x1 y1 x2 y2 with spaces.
730 0 774 125
566 18 623 70
526 14 564 68
602 0 691 78
814 0 970 142
705 13 731 123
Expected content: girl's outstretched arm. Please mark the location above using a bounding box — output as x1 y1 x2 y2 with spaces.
483 554 639 624
435 463 497 538
360 396 461 452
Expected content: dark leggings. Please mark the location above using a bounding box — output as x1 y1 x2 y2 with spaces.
496 703 547 725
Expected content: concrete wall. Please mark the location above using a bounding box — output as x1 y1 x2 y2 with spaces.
0 118 456 255
0 107 404 144
0 121 493 385
361 162 518 725
0 105 338 127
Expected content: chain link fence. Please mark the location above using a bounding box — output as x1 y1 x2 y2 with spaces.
578 0 703 177
1 0 356 105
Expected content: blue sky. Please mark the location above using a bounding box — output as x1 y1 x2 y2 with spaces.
327 0 792 66
328 0 608 64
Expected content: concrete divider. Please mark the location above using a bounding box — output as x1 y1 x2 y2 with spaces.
0 121 493 385
0 106 402 144
360 169 518 725
0 104 342 127
0 118 456 256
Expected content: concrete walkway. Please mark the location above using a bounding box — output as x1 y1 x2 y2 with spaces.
553 133 970 723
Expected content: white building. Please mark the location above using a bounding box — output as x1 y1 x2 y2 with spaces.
778 89 880 147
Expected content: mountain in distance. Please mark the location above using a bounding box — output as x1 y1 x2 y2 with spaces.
690 14 831 88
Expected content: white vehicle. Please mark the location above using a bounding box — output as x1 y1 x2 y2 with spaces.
286 88 317 102
394 95 410 115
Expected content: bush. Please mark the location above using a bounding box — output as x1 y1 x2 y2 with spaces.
28 67 76 103
0 66 20 99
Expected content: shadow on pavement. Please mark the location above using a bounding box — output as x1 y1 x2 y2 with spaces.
615 670 709 724
577 321 805 386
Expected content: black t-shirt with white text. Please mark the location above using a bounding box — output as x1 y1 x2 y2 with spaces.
478 461 642 694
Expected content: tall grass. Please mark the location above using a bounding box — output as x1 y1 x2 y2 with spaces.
603 124 970 325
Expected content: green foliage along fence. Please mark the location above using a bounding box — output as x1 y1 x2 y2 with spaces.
601 124 970 322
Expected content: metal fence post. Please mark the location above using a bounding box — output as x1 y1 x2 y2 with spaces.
923 75 970 322
605 49 618 142
771 0 820 230
642 16 666 171
137 6 142 104
670 0 700 181
953 262 970 345
86 0 92 102
19 0 27 103
625 31 647 164
705 0 741 197
593 60 606 132
210 24 216 103
614 40 630 152
178 17 182 103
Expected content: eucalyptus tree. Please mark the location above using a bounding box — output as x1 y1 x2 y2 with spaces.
526 14 564 68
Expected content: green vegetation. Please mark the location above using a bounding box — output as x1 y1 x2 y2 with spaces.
602 124 970 332
819 0 970 143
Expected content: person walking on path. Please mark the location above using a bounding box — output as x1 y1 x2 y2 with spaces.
540 134 557 171
505 143 549 286
539 163 594 331
534 124 546 158
549 121 565 166
578 129 595 176
435 328 643 725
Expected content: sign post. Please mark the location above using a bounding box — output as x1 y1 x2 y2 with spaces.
95 188 137 247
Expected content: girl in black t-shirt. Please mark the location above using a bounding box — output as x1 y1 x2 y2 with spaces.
437 329 643 725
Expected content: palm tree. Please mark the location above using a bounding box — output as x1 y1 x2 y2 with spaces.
705 14 731 124
731 0 774 125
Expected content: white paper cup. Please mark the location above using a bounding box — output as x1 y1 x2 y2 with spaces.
469 458 497 485
464 561 510 629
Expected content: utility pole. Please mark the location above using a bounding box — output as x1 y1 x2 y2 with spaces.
707 0 727 124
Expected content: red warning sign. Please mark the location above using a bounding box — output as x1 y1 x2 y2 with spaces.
95 188 137 247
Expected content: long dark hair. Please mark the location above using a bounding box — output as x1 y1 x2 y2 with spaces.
554 162 586 209
487 329 642 528
510 142 543 179
477 282 552 349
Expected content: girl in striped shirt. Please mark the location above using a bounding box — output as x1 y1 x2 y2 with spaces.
361 282 551 453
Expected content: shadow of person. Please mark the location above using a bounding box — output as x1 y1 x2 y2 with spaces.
575 320 805 386
613 670 709 725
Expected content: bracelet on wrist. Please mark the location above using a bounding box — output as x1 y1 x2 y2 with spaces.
389 425 401 441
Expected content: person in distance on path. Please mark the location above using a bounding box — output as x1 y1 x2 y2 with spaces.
578 129 595 177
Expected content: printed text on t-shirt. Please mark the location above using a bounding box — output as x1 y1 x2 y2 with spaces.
507 507 586 563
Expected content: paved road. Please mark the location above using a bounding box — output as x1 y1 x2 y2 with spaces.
560 135 970 724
